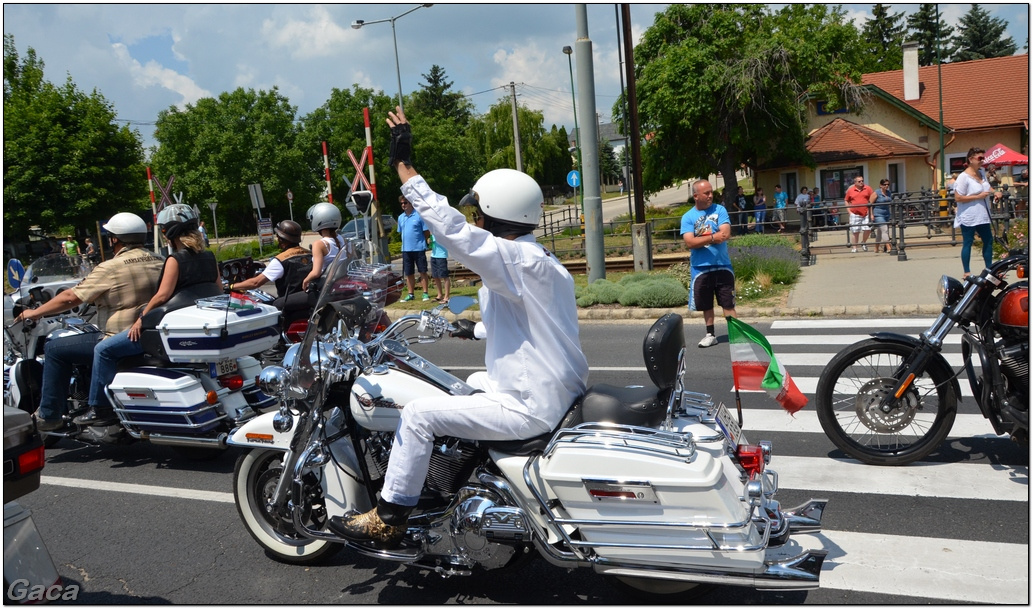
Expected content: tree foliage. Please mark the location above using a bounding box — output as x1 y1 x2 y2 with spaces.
469 98 566 187
906 4 955 66
4 34 145 241
150 87 308 236
950 4 1018 62
859 4 907 72
407 65 474 126
617 4 868 206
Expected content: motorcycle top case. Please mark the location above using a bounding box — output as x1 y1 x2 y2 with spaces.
108 368 223 434
153 302 280 363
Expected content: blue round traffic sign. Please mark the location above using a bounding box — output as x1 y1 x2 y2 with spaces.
566 170 581 188
7 258 25 289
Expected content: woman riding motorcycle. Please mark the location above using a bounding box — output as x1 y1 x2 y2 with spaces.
76 204 220 425
328 107 589 549
302 202 345 292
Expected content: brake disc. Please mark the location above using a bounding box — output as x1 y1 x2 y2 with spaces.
854 377 920 433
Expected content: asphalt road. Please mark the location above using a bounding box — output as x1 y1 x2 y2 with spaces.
16 318 1029 604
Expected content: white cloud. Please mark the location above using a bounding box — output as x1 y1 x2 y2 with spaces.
111 42 211 108
260 6 352 60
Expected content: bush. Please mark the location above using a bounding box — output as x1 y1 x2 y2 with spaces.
586 279 623 304
214 240 263 261
618 272 653 286
617 276 687 308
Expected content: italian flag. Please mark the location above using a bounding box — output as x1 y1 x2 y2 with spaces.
727 317 808 415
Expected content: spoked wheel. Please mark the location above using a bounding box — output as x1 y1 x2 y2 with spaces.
815 339 958 465
607 575 713 601
233 449 341 564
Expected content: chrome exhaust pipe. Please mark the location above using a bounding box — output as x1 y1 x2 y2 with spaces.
594 548 827 590
143 432 228 449
784 499 827 534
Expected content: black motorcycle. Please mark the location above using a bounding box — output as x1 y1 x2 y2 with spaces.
815 247 1028 465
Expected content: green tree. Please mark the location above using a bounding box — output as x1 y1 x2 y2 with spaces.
407 65 474 126
540 125 573 189
150 87 308 236
469 98 564 186
950 4 1018 62
860 4 907 72
599 139 620 183
907 4 955 66
4 35 145 241
616 4 868 206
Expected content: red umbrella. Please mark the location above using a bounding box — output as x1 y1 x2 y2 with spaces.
983 143 1028 166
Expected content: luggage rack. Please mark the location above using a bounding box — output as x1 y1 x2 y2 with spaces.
524 422 771 563
347 260 394 287
194 294 261 312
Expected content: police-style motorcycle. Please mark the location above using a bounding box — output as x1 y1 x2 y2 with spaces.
229 250 829 599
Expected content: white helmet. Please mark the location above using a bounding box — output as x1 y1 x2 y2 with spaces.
156 204 199 241
102 212 148 244
307 202 341 232
466 169 543 229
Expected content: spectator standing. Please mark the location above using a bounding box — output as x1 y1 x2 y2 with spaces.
953 147 995 278
63 236 81 274
397 194 431 302
83 238 98 264
793 187 811 229
680 179 736 349
872 179 893 253
844 175 874 252
429 235 450 303
826 199 840 226
753 188 767 233
772 185 788 232
198 221 210 247
618 179 624 195
945 173 957 194
810 188 825 227
1013 168 1028 218
733 186 749 235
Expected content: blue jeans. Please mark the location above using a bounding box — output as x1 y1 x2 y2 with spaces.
960 223 994 273
39 332 102 421
90 328 144 409
754 208 766 232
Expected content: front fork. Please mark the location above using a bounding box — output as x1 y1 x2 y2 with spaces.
879 311 956 413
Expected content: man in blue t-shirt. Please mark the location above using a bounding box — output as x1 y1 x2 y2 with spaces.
680 179 737 348
397 194 431 301
772 184 788 233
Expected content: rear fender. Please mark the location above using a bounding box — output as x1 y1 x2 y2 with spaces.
869 332 963 402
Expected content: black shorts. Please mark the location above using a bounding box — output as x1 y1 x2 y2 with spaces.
402 250 428 276
430 257 449 279
691 268 736 312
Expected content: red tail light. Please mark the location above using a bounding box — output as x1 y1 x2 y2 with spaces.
218 374 245 391
18 443 46 474
285 320 308 343
735 444 765 477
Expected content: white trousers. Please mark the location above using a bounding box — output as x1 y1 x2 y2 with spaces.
380 371 552 506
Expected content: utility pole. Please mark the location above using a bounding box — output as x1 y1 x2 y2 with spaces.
621 3 651 271
509 82 523 172
575 5 604 282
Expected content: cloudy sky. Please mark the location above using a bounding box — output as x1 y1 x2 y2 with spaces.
4 3 1028 152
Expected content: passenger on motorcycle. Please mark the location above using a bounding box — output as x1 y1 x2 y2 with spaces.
12 213 163 431
227 220 312 311
328 107 589 549
301 202 345 292
76 204 220 426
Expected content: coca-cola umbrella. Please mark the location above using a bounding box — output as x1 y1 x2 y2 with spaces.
983 143 1028 166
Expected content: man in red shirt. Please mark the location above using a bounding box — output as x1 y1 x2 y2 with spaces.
844 175 875 252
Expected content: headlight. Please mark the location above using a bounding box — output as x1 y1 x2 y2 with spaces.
937 274 965 307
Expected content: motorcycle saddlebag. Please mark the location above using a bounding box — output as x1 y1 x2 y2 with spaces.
151 301 280 363
108 368 223 434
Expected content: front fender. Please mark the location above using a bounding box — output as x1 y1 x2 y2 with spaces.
869 332 963 402
227 411 292 450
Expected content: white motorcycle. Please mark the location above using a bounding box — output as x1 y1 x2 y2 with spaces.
229 253 829 599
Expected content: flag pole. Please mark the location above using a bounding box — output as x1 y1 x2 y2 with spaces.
733 379 745 427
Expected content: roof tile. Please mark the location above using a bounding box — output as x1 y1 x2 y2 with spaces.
807 118 929 163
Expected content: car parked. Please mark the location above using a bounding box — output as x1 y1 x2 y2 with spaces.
339 215 397 239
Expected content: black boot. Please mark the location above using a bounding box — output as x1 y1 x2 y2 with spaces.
73 406 117 426
327 497 412 549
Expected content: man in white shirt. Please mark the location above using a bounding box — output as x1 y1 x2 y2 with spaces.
328 107 589 549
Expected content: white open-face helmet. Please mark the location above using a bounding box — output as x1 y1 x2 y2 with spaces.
463 168 543 229
307 202 341 232
102 212 148 244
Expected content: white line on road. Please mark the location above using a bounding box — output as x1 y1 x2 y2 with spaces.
41 475 235 503
735 408 997 439
771 319 937 330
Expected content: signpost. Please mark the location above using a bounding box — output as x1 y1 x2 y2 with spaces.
287 189 294 221
207 202 218 243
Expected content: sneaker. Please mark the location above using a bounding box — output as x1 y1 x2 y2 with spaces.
698 334 719 348
421 293 431 302
73 406 117 426
327 507 405 549
851 247 857 253
861 244 868 252
402 293 415 302
35 417 65 432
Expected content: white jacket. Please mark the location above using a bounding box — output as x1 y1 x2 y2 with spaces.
400 176 588 427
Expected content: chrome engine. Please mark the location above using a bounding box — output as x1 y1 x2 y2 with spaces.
416 486 527 572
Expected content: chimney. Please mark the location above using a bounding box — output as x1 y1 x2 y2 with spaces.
902 41 920 101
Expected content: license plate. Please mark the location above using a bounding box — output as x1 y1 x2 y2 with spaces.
210 358 237 377
715 403 744 446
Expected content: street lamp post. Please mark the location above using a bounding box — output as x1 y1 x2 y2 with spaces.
351 4 432 114
563 46 583 215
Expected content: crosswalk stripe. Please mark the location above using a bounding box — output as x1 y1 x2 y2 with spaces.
787 375 973 398
771 319 937 330
777 351 971 367
795 530 1029 604
773 455 1028 501
765 333 961 345
734 408 997 439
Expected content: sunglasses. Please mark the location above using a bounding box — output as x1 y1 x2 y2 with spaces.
974 156 985 161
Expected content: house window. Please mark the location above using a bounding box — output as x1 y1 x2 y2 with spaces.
821 167 863 200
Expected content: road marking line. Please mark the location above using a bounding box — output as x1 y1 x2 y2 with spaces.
764 334 962 345
41 476 234 503
772 319 937 330
734 408 997 439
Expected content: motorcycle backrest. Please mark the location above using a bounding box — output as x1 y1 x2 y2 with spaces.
643 313 684 391
141 282 225 329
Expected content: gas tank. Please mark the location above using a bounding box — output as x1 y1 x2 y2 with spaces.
350 367 450 432
993 281 1029 337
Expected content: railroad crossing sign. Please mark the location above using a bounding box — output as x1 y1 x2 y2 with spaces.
152 174 176 211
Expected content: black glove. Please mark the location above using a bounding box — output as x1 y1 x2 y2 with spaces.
388 122 413 168
450 319 478 340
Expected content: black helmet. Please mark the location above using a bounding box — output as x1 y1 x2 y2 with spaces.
157 204 199 241
274 219 303 245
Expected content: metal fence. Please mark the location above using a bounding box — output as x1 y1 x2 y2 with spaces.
537 191 1028 263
